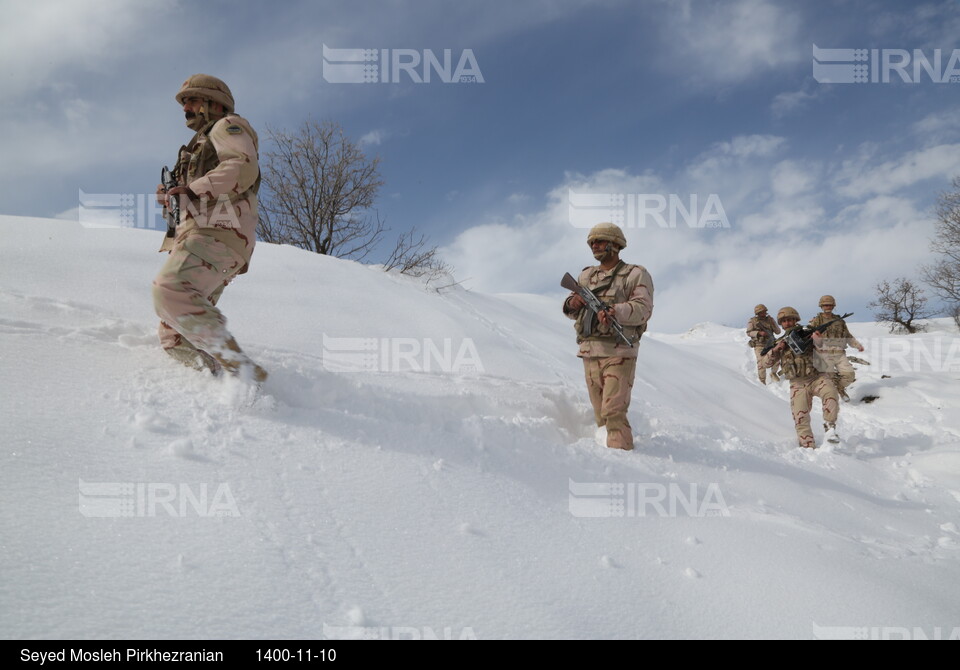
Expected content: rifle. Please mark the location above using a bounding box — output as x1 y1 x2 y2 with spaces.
749 317 776 349
561 272 636 348
761 313 854 356
160 166 179 239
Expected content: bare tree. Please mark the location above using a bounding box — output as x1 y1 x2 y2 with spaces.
868 277 935 333
258 120 385 260
382 227 451 280
921 176 960 309
257 119 450 279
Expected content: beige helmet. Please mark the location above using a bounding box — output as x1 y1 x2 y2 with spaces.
777 306 800 323
587 222 627 249
754 304 768 315
175 74 235 113
819 295 836 307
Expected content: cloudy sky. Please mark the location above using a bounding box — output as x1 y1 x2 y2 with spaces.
4 0 960 332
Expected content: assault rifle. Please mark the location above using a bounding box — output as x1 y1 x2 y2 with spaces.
761 312 854 356
561 272 636 348
750 318 776 349
161 166 179 239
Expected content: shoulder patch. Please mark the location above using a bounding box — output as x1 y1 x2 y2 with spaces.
225 125 243 135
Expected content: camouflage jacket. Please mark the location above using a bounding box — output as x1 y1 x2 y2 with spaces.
746 314 780 348
808 312 861 353
160 114 260 268
562 261 654 359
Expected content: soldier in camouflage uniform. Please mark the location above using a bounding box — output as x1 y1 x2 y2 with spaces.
153 74 266 381
808 295 863 401
762 307 840 448
746 304 781 384
563 223 654 451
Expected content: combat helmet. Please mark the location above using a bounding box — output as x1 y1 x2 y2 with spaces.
587 222 627 249
819 295 836 307
754 304 768 315
777 306 800 323
175 74 235 113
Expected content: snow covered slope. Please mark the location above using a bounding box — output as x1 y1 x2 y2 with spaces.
1 216 959 639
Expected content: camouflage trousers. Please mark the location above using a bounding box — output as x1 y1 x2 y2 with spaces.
815 350 855 392
788 373 839 448
152 234 246 368
583 356 637 450
754 345 780 383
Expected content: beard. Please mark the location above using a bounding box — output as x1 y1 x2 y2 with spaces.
592 244 614 261
185 111 207 131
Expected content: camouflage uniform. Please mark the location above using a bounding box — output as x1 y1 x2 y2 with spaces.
746 306 781 384
762 308 839 449
808 300 861 399
153 74 266 380
563 227 654 451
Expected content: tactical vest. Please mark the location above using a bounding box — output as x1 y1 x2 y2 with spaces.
170 116 262 268
777 327 819 379
809 313 847 347
174 117 261 201
574 262 647 345
748 316 776 348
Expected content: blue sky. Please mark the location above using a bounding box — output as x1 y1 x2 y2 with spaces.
3 0 960 331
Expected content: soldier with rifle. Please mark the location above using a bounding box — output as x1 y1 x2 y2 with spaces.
562 223 654 451
746 304 781 384
153 74 266 382
809 295 863 402
762 307 842 448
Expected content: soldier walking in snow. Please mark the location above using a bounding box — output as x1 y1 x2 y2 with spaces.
762 307 840 448
153 74 267 381
746 304 781 384
808 295 863 402
562 223 654 451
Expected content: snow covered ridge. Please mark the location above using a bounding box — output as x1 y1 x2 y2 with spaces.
1 215 959 639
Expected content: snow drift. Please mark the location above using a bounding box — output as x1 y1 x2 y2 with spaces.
1 215 959 640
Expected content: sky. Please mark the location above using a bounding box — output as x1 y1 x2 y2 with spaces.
3 0 960 332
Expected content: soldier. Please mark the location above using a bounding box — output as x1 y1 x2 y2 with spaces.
746 304 781 384
153 74 267 382
762 307 840 448
808 295 863 401
562 223 654 451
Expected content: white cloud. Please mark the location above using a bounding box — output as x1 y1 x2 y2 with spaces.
771 159 818 198
360 130 388 146
771 86 824 118
833 143 960 199
0 0 167 99
658 0 805 87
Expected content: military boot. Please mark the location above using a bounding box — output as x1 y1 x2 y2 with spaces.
824 423 840 444
164 342 222 376
211 337 268 382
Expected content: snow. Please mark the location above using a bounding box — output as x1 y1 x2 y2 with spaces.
1 215 959 640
